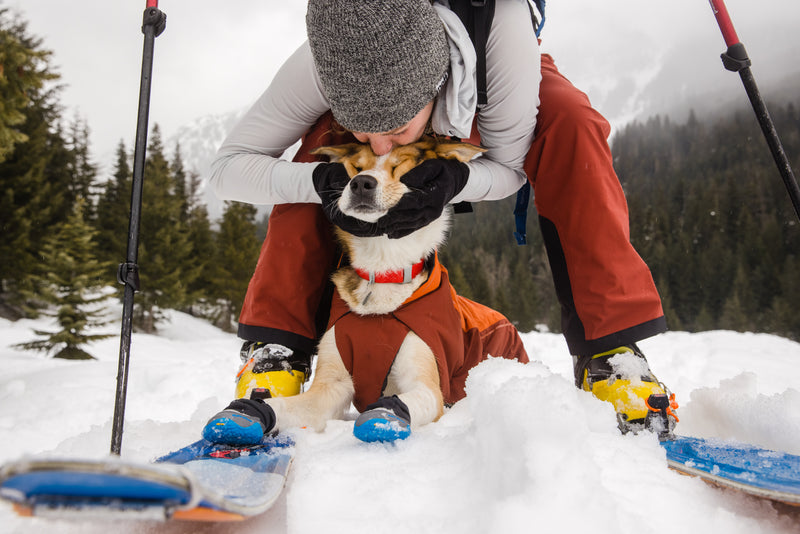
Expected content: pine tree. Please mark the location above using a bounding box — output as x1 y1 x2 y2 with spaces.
0 9 56 163
185 200 215 308
461 253 492 305
181 169 216 311
614 101 800 336
765 257 800 340
654 274 683 331
94 140 132 272
171 141 189 223
506 253 538 332
447 263 472 299
719 293 749 333
209 201 261 331
66 115 98 210
0 12 68 317
16 198 113 359
133 126 196 332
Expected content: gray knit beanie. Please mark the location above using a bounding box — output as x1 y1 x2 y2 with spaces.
306 0 450 133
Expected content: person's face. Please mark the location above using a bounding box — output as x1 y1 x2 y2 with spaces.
351 101 434 156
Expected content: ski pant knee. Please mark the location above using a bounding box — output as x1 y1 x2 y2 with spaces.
526 54 665 353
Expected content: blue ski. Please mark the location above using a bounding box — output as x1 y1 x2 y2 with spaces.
0 434 294 521
661 435 800 506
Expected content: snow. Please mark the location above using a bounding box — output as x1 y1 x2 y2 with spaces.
2 306 800 533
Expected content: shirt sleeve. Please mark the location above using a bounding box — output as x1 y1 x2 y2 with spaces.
208 42 328 205
451 0 541 203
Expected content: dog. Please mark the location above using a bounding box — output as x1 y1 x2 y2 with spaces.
263 136 529 442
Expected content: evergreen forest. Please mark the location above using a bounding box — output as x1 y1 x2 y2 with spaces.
445 105 800 340
2 8 799 361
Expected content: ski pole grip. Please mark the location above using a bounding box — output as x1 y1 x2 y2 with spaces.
708 0 740 47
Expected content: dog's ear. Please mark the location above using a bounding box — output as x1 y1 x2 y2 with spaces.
433 142 486 162
310 144 364 163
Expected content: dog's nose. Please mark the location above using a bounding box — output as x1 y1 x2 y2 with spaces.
349 174 378 195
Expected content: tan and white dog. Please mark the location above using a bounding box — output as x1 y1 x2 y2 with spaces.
263 136 527 439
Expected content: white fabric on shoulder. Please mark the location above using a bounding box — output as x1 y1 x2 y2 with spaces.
431 3 477 139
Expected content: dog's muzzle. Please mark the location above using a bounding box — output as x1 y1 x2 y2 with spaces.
344 174 378 212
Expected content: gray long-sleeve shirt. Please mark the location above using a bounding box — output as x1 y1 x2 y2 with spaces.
209 0 540 206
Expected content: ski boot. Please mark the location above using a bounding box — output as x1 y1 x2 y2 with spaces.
235 342 311 399
203 342 310 445
574 345 678 439
353 396 411 443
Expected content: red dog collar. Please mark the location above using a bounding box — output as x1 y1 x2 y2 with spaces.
354 259 425 284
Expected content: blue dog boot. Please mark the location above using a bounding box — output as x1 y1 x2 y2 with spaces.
202 398 276 446
353 396 411 443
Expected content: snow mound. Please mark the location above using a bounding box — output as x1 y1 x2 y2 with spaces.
1 311 799 533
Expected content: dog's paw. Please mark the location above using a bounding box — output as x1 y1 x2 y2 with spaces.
202 398 276 446
353 406 411 443
203 410 266 445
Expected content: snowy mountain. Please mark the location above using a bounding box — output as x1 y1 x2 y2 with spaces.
91 110 247 224
165 109 245 223
2 306 799 533
164 108 300 224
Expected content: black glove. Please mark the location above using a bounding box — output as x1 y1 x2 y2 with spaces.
378 158 469 239
312 159 469 239
312 162 383 237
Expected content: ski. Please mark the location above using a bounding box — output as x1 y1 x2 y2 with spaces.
0 433 294 522
3 430 799 523
661 435 800 506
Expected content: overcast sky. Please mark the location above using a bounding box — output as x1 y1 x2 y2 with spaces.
8 0 800 168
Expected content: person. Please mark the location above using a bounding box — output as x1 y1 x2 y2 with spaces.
203 0 677 444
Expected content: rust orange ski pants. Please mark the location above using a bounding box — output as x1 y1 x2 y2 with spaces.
237 54 666 357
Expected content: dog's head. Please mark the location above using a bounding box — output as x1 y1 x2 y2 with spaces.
311 136 485 223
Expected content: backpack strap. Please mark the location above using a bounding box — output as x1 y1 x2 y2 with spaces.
448 0 544 245
448 1 544 108
532 1 546 37
513 182 531 245
473 1 493 108
448 0 495 109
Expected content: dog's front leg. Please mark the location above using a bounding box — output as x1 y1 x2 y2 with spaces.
266 326 354 432
384 332 445 428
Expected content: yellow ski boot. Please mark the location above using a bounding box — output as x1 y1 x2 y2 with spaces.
575 345 678 438
203 342 311 445
235 342 310 399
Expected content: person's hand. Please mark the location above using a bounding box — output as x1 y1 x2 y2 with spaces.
377 159 469 239
312 162 383 237
312 158 470 239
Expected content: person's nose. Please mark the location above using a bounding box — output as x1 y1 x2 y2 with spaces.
370 137 394 156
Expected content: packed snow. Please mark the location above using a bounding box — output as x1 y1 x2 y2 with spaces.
1 304 799 533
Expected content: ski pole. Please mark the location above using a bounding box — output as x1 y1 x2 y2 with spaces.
111 1 166 456
707 0 800 222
